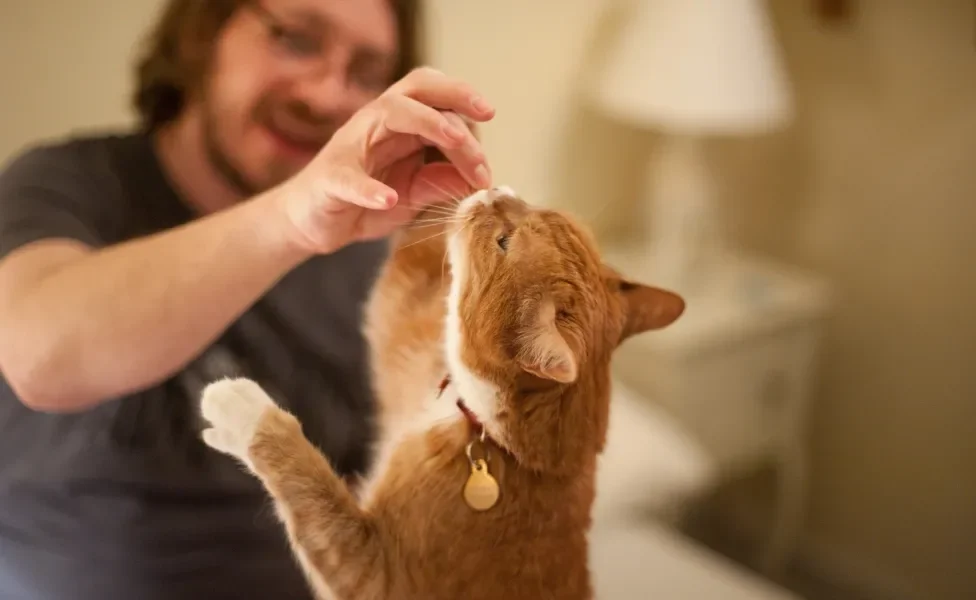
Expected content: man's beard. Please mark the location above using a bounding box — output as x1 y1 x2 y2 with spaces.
203 94 342 199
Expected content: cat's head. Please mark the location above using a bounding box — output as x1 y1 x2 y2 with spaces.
445 186 684 472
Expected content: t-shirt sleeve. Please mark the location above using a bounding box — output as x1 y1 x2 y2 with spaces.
0 142 112 261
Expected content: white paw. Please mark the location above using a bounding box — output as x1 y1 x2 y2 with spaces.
199 377 277 464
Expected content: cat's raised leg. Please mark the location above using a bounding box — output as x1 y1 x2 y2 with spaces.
200 378 388 600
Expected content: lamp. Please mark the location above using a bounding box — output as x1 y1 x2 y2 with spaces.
590 0 793 294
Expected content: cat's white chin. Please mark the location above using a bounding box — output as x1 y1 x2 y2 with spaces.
442 188 508 442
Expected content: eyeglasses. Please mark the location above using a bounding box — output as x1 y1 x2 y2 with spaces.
246 2 393 94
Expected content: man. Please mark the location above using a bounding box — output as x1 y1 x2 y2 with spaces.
0 0 494 598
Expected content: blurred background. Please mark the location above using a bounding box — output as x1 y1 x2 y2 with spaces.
2 1 974 599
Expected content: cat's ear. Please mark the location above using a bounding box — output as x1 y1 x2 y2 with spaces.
517 303 578 384
616 279 685 341
519 328 578 384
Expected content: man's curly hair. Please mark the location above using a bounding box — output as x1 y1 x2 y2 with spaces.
131 0 425 132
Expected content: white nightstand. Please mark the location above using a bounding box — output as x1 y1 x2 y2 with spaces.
603 248 832 574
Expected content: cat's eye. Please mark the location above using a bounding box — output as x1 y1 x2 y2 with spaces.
496 234 510 251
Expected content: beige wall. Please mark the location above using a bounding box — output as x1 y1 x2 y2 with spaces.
2 1 974 599
0 1 159 162
761 2 976 598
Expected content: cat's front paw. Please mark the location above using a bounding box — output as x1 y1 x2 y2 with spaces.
200 377 278 465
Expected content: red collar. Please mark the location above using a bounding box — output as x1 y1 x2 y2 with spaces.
438 374 485 437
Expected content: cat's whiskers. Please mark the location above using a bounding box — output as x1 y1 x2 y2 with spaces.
413 214 462 224
415 208 461 223
426 179 466 205
407 223 450 233
409 217 464 232
406 222 463 237
411 219 459 228
396 229 451 252
418 204 459 217
420 178 468 209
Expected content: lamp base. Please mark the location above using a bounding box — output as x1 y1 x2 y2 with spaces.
639 134 722 295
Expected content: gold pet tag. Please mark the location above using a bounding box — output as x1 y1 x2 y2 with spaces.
463 458 499 511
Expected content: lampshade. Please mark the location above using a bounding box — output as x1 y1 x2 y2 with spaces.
591 0 794 135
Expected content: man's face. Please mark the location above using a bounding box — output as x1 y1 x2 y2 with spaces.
198 0 398 196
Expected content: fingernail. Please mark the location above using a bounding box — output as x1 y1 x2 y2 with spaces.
373 192 396 208
471 96 493 114
474 164 491 187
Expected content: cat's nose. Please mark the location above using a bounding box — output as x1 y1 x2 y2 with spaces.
487 185 517 201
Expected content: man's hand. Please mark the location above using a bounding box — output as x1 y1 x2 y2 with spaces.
280 67 495 254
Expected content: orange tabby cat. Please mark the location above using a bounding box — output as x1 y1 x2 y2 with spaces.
198 186 685 600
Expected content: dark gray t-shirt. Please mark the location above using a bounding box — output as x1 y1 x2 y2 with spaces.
0 132 387 599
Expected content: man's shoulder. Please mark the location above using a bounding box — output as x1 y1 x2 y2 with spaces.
2 129 147 180
0 129 159 255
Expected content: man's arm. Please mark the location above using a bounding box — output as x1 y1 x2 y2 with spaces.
0 71 493 414
0 153 310 413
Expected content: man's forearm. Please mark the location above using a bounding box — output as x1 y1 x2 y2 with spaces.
0 188 312 412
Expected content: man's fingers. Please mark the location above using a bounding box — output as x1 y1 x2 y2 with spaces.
390 67 495 123
307 67 494 242
434 112 491 190
381 95 468 150
381 98 490 189
316 165 399 211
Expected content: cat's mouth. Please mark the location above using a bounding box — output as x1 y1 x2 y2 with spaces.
438 375 484 430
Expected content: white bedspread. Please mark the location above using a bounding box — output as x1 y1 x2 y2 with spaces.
589 521 804 599
589 380 803 599
593 379 716 521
